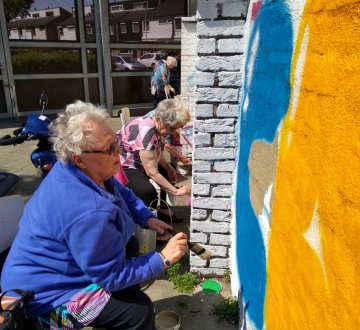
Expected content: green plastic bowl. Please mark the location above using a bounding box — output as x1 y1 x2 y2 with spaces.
201 279 222 294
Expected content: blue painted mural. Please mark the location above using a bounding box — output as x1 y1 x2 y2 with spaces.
235 1 293 328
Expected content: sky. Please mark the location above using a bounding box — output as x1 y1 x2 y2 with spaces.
30 0 94 12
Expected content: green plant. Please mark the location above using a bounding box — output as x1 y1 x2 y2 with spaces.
223 268 231 283
212 297 239 324
167 263 200 294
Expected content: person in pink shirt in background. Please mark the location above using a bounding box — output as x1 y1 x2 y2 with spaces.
117 97 191 224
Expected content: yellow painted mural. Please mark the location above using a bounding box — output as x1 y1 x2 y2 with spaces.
266 0 360 328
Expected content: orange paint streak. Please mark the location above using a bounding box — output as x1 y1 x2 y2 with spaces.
265 1 360 328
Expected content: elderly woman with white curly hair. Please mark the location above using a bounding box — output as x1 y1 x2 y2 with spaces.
1 100 188 330
118 97 191 224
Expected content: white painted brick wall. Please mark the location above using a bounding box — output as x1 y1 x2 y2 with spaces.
183 1 247 278
192 208 208 219
209 258 230 268
193 132 211 146
190 232 208 243
213 160 236 172
197 38 216 54
195 119 236 133
197 20 245 37
192 160 211 172
195 72 216 86
181 17 197 118
210 234 231 245
195 104 213 118
212 185 233 197
216 104 239 117
193 183 211 196
218 39 245 53
197 55 243 71
212 210 232 222
214 134 238 147
194 148 235 160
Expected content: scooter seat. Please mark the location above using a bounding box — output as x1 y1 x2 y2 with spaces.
0 172 19 197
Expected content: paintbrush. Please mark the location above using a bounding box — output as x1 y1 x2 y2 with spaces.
167 229 212 260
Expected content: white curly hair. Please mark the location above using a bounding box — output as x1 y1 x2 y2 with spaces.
50 100 110 162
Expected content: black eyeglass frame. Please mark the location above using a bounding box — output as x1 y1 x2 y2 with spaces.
82 135 120 156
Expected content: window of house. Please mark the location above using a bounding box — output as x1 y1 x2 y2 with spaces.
110 24 115 35
120 23 127 34
110 5 124 12
32 13 39 18
175 18 181 30
58 27 64 36
39 26 45 31
86 25 92 34
142 21 149 32
32 28 36 36
132 22 139 33
45 11 54 17
134 2 148 9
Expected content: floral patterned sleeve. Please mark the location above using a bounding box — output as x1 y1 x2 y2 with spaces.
161 63 170 85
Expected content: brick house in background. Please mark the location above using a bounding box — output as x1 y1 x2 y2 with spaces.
7 7 72 40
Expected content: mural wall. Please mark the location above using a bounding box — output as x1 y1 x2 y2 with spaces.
235 0 360 328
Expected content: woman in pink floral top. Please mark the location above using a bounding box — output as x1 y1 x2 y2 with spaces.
118 97 191 223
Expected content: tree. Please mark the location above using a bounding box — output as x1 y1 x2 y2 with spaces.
4 0 34 22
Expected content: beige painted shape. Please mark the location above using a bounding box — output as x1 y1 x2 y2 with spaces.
248 131 279 219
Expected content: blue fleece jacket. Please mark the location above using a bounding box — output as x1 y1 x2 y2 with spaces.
0 161 164 316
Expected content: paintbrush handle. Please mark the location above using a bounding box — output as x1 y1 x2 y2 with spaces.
166 229 191 245
166 229 211 260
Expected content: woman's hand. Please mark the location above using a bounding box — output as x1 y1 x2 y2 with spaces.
180 155 192 165
174 185 191 196
146 218 173 240
161 232 188 265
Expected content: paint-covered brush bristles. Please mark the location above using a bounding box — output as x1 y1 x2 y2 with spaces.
167 229 212 260
187 241 212 260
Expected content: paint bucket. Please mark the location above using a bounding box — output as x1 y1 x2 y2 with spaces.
134 207 157 255
155 310 181 330
201 279 222 294
166 192 177 206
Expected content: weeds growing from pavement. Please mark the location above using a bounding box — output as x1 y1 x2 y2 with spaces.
223 268 231 283
212 297 239 324
167 263 200 294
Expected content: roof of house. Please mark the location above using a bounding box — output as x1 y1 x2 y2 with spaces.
110 9 150 23
58 15 94 26
8 16 66 28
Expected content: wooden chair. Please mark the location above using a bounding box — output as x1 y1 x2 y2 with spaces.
119 107 131 126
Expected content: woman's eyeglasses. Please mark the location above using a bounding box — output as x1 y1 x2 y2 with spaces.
82 135 120 156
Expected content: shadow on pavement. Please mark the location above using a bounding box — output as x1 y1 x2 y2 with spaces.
146 283 237 330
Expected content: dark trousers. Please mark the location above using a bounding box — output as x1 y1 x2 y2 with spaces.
124 166 170 210
89 287 155 330
153 91 167 109
89 236 155 330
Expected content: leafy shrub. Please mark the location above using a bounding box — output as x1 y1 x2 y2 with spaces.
212 296 239 324
12 50 83 74
167 263 200 294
